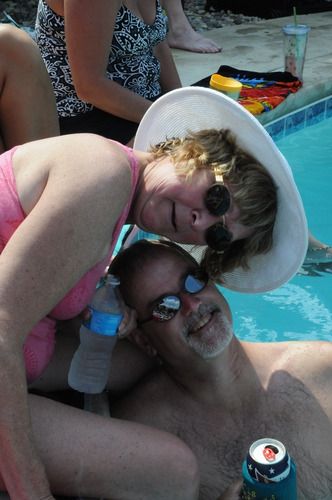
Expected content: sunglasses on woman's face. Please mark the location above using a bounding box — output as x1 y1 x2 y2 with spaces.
204 169 233 251
138 270 209 325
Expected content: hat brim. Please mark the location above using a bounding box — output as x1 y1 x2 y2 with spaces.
134 87 308 293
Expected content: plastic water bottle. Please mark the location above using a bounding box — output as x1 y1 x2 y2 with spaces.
68 274 123 394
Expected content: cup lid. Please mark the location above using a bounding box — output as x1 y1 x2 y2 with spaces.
282 24 311 35
210 74 242 92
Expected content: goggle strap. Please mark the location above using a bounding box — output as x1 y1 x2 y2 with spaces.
213 166 224 184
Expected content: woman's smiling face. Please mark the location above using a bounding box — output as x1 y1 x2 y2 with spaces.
132 156 220 245
131 156 253 246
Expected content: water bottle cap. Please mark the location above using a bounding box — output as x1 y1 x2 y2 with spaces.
107 273 120 286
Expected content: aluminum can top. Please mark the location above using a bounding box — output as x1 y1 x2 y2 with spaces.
247 438 291 483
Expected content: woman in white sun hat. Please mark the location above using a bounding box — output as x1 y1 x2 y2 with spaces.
133 86 308 293
0 87 307 498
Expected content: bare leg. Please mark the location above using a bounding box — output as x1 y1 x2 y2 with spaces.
0 24 59 153
25 323 199 498
162 0 221 53
22 394 199 499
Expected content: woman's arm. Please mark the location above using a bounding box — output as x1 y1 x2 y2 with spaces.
0 134 132 496
63 0 154 123
154 39 182 92
0 335 53 498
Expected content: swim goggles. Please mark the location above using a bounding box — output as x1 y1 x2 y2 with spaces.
205 167 232 251
138 269 209 325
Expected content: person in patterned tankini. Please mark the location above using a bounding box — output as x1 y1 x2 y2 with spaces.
35 0 182 144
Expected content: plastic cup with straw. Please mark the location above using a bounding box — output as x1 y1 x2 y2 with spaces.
282 7 310 82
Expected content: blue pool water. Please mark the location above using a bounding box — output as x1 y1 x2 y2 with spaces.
224 102 332 342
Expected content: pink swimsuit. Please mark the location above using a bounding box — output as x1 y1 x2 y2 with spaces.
0 144 139 382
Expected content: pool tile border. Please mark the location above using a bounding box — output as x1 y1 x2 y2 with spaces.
266 96 332 141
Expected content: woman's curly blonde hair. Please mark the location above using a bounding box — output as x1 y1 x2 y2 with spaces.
149 128 277 279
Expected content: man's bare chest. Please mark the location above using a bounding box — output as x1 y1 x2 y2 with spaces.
166 392 332 499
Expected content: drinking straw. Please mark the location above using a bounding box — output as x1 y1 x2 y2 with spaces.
292 7 299 62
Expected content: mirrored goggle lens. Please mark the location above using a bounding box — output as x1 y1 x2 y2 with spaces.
205 183 231 216
152 295 181 321
151 273 208 322
206 222 232 251
184 273 208 293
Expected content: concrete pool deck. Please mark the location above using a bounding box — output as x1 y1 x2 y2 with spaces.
172 11 332 126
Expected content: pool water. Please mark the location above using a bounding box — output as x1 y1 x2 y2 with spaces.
224 112 332 342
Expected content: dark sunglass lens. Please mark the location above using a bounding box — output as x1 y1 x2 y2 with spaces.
206 222 232 251
184 273 208 294
152 295 181 321
205 184 231 216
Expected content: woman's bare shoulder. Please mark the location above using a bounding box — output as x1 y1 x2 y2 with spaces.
13 134 134 214
15 134 131 173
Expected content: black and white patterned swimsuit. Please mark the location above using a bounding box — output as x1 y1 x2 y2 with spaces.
35 0 167 117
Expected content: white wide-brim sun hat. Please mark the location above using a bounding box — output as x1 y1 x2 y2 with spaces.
133 86 308 294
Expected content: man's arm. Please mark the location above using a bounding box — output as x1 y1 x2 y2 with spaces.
112 370 174 429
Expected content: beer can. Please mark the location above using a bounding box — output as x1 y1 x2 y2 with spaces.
241 438 297 499
247 438 290 483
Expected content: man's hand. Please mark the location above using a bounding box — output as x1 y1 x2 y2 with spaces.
80 290 137 339
217 479 243 500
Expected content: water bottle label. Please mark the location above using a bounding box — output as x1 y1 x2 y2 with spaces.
85 308 123 336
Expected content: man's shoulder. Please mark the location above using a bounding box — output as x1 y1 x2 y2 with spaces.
279 340 332 375
253 340 332 402
245 340 332 380
273 341 332 407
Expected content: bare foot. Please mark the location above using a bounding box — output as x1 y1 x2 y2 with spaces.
307 232 332 262
167 28 222 53
305 245 332 263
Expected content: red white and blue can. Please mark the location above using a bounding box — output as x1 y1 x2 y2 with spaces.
241 438 297 499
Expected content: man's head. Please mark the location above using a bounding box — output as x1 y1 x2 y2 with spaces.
110 240 234 362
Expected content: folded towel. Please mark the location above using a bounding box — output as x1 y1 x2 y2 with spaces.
193 65 302 115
